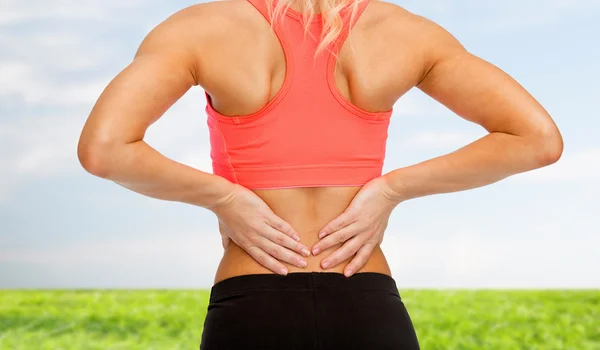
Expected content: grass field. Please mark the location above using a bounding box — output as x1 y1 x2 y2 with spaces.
0 290 598 349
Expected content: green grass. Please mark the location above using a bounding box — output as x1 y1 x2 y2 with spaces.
0 290 598 349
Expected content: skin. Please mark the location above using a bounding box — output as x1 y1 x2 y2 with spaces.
77 0 563 285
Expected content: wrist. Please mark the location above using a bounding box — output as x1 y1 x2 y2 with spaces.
204 176 238 212
380 171 408 204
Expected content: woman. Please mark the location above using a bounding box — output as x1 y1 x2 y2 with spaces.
77 0 563 348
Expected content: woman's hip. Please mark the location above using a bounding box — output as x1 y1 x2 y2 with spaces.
200 271 420 350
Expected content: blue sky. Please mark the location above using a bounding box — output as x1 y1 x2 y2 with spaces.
1 0 598 289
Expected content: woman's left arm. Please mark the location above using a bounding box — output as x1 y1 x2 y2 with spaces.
312 14 563 277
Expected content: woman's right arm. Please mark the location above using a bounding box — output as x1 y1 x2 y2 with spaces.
77 7 310 274
77 11 231 209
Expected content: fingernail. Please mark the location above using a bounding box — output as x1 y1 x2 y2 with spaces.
299 260 308 267
312 247 320 255
322 260 330 269
301 248 311 256
318 232 326 239
344 269 353 277
280 268 288 275
293 235 300 241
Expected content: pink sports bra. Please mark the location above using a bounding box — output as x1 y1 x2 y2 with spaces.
205 0 393 190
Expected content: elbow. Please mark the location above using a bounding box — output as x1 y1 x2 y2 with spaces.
531 124 564 167
77 137 115 179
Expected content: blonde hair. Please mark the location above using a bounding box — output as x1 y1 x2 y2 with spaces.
265 0 366 61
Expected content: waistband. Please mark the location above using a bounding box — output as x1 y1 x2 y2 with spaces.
209 272 399 303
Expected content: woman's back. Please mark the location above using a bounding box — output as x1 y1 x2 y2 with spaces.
78 1 562 348
216 186 393 283
198 0 414 119
184 0 425 283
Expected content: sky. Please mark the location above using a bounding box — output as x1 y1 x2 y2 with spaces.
0 0 599 289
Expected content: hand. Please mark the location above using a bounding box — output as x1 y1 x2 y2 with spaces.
209 184 311 275
311 176 402 277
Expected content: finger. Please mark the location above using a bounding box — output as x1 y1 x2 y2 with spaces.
245 244 289 275
266 214 300 241
312 223 359 256
318 211 356 239
343 241 376 277
261 224 311 257
320 235 364 270
253 235 308 269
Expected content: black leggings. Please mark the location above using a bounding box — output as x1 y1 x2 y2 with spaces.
200 272 420 349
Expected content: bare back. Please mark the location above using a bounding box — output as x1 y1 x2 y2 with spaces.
167 0 435 283
78 0 561 288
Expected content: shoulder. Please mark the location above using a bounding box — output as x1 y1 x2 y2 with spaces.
366 0 465 51
365 0 467 77
133 0 265 83
163 0 260 28
136 1 261 56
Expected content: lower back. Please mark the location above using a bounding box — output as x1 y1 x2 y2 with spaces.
213 186 392 284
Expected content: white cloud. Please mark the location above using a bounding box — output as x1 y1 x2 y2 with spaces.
0 61 31 88
0 4 212 199
510 148 600 183
391 89 452 118
0 232 220 265
0 27 119 73
0 114 85 201
0 25 117 107
177 151 214 173
383 228 599 289
400 130 485 150
1 116 83 175
0 89 211 201
0 0 147 24
0 64 111 106
0 231 225 288
421 0 600 34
